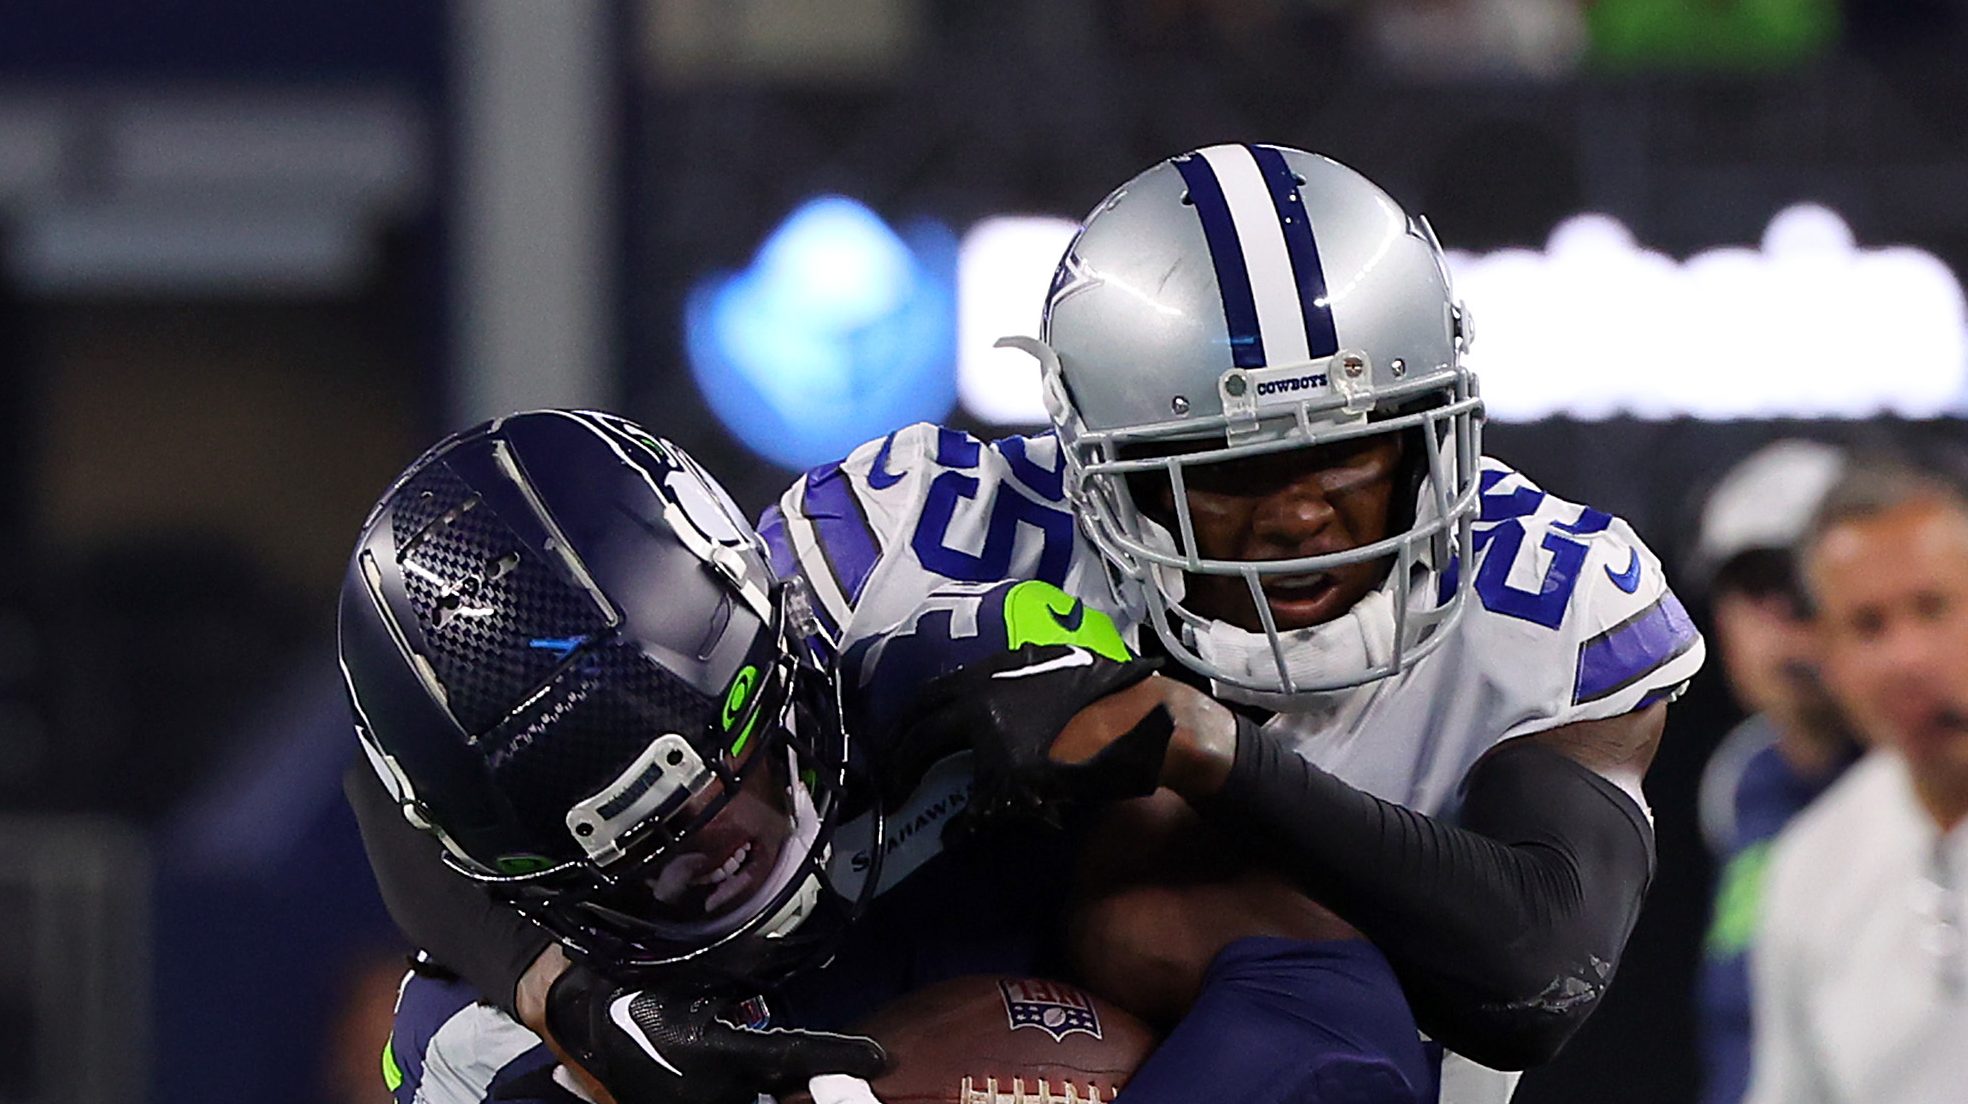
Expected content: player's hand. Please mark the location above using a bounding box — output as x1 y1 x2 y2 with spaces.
544 961 887 1104
897 643 1171 817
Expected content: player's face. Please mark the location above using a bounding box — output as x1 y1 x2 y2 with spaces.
1809 498 1968 776
640 744 796 923
1136 435 1405 632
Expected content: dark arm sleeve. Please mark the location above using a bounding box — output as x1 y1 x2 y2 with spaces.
1200 724 1655 1070
344 759 553 1016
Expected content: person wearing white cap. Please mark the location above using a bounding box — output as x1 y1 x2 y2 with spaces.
1692 440 1856 1104
1747 456 1968 1103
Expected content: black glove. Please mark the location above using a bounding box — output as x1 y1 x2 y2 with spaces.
544 962 886 1104
895 643 1172 819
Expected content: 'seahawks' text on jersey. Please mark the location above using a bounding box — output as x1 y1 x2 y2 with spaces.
763 423 1705 1104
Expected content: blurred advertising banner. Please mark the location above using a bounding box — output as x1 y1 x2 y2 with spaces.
689 199 1968 467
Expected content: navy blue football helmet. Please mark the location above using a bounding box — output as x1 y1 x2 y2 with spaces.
339 409 868 982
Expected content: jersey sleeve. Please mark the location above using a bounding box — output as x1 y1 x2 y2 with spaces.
1472 464 1706 742
758 427 920 640
758 423 1109 655
385 968 566 1104
1557 516 1705 722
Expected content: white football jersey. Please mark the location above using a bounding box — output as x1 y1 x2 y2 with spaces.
763 423 1705 1103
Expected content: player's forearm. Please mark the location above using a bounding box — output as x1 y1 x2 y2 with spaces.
344 760 556 1015
513 947 621 1104
1194 726 1655 1070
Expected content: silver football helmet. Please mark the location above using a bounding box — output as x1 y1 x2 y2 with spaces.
1002 144 1483 696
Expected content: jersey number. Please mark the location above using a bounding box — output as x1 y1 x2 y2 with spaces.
911 432 1074 587
1470 475 1609 630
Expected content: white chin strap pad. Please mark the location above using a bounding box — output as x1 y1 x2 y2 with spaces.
1195 586 1399 706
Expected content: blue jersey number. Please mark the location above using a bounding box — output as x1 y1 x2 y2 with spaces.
911 430 1074 587
1471 473 1610 630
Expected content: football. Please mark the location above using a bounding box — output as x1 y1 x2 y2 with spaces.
811 975 1155 1104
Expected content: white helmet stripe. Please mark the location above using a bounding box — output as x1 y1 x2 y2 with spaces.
1196 144 1314 369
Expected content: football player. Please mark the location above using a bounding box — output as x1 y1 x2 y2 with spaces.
359 144 1702 1104
345 409 1430 1104
760 144 1704 1101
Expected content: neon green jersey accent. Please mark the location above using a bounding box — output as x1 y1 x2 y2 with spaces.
1000 580 1131 663
1705 839 1773 957
382 1033 404 1093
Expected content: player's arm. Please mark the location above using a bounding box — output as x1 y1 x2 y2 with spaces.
927 650 1658 1070
348 761 619 1099
345 759 555 1018
347 761 884 1104
1136 681 1657 1071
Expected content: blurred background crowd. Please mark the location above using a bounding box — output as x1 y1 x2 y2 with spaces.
5 1 1968 1101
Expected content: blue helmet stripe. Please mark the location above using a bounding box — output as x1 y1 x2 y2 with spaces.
1173 153 1266 369
1248 144 1340 358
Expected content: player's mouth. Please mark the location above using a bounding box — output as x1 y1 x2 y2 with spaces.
647 834 765 916
691 838 760 914
1260 572 1344 628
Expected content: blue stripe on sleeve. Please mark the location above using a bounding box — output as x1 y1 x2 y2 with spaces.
1173 153 1266 368
800 463 882 605
760 500 841 641
1573 591 1701 705
756 503 797 581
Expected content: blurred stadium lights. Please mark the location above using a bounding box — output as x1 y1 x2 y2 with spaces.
1451 205 1968 420
952 204 1968 425
957 214 1082 425
685 196 957 470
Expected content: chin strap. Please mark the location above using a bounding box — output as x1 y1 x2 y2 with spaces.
1194 586 1399 708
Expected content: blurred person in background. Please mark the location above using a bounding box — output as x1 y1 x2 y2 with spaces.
1692 440 1857 1104
1746 458 1968 1104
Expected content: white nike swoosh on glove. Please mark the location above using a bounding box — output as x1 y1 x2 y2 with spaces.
609 994 683 1077
808 1073 885 1104
991 648 1093 679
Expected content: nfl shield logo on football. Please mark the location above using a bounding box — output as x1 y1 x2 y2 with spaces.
997 978 1103 1042
731 994 771 1030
